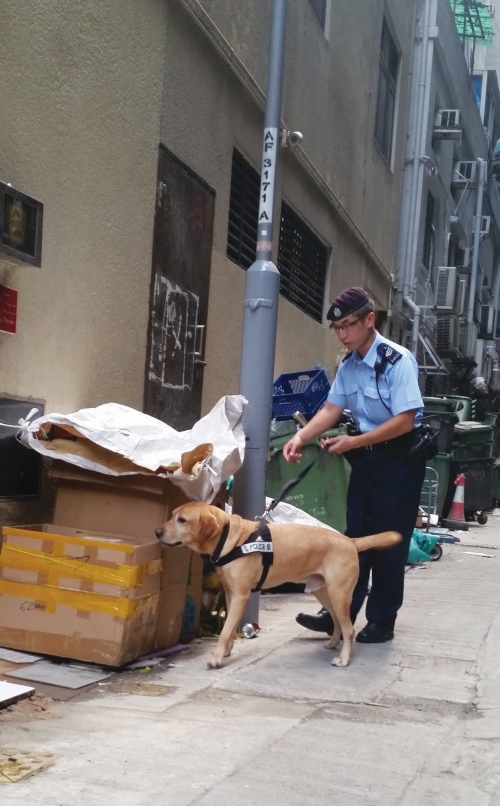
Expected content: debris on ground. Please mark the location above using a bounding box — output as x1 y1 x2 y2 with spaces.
0 649 43 664
0 748 56 782
462 551 496 558
109 681 175 697
6 660 111 690
0 696 58 722
0 681 34 709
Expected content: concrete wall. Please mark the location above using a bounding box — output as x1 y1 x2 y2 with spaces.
0 0 167 413
0 0 419 522
161 0 418 410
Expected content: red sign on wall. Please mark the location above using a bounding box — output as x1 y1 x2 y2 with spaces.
0 285 18 334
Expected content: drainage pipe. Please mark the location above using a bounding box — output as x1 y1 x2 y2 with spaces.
467 158 487 327
398 0 434 301
404 296 421 356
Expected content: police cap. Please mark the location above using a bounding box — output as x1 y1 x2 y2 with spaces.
327 287 370 322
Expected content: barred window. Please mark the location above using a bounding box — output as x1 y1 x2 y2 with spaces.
375 19 399 162
226 149 260 270
277 203 328 323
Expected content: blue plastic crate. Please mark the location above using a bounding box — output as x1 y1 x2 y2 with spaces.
272 369 330 421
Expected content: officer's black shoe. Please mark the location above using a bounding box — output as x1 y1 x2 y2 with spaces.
355 622 394 643
295 607 334 636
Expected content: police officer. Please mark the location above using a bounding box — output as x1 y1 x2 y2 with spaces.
283 287 425 643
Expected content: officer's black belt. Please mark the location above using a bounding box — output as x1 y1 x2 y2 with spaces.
210 521 274 592
349 429 418 452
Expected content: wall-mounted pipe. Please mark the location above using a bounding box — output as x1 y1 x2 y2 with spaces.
404 296 421 356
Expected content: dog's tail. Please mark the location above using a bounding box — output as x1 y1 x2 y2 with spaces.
352 531 402 552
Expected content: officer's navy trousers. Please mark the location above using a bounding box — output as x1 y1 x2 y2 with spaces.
345 448 426 628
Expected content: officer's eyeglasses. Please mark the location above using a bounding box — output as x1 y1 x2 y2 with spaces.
329 317 362 333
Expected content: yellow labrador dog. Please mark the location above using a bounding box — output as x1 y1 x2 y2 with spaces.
156 503 401 669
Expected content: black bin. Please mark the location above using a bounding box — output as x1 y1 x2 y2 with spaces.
422 412 459 454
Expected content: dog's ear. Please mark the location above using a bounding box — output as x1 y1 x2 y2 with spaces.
199 511 221 551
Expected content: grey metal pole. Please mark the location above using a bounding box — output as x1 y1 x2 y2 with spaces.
232 0 288 625
467 159 486 354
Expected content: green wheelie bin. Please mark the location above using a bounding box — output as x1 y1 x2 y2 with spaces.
267 428 349 533
424 453 452 516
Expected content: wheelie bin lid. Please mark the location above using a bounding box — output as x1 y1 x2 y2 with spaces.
454 421 492 432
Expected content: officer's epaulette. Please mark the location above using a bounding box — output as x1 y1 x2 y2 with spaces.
377 343 403 366
341 351 353 363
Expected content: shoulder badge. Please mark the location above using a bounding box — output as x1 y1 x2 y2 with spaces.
376 343 403 366
341 351 353 363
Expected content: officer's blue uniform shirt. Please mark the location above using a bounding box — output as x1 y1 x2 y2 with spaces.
327 332 424 433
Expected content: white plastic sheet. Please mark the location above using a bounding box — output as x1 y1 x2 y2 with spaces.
226 498 339 533
19 396 246 503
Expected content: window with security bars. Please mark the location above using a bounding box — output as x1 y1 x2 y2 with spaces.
375 19 399 162
226 149 260 270
277 203 328 323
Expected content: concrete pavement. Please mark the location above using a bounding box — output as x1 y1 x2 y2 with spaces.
2 517 500 805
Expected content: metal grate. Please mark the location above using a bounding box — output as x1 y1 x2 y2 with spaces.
277 202 328 323
226 149 260 270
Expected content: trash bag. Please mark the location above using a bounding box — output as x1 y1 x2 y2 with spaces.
407 529 440 564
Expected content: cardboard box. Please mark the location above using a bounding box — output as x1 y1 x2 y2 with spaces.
49 462 193 649
0 524 161 666
0 524 162 598
48 462 226 650
155 547 191 649
181 552 203 642
50 462 190 542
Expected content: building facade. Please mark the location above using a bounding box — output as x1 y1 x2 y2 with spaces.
394 0 500 394
0 0 418 522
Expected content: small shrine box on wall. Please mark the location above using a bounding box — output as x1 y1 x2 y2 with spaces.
0 181 43 267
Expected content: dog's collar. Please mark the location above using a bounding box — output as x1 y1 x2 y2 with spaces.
210 522 230 563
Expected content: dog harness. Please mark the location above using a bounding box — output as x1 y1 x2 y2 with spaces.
210 521 274 592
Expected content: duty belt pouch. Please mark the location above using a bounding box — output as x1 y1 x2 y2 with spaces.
406 425 438 467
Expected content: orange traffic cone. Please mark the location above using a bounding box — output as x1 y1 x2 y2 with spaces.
442 472 469 530
448 473 466 521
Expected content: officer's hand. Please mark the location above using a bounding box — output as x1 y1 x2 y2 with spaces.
323 435 354 455
283 434 303 463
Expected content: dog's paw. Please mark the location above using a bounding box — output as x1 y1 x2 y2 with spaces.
331 656 349 667
206 654 224 670
325 639 340 650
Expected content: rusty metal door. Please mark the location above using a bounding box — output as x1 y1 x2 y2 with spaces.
145 147 215 429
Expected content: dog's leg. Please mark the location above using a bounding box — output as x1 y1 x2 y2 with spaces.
313 587 342 648
224 591 233 657
207 591 250 669
323 584 355 667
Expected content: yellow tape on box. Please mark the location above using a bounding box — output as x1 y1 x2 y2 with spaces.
0 544 162 589
0 578 158 619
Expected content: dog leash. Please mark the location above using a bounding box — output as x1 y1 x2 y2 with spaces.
259 443 330 521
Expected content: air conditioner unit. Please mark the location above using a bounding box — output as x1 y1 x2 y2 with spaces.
459 320 468 354
435 267 457 310
456 276 468 315
481 304 495 337
434 109 462 140
456 246 470 269
452 161 476 187
482 215 491 235
436 314 460 353
474 294 482 324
